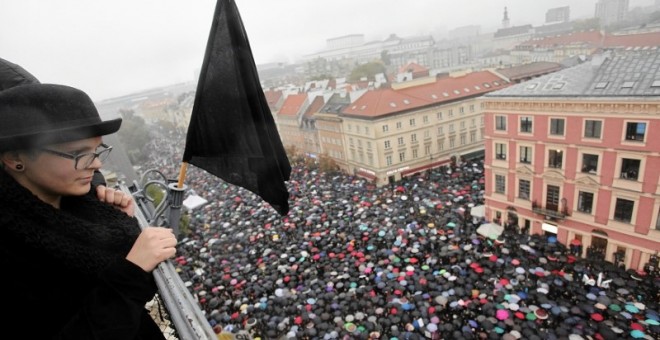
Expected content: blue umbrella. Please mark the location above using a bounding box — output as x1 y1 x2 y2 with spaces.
625 304 640 313
630 330 645 338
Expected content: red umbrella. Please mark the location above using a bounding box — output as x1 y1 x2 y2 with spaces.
571 239 582 246
591 313 604 322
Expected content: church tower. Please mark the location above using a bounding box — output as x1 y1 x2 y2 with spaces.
502 7 510 28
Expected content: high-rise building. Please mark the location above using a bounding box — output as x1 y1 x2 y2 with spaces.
595 0 629 27
545 6 570 24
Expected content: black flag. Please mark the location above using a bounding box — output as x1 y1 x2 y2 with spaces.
182 0 291 215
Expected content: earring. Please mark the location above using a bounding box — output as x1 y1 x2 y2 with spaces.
15 164 23 170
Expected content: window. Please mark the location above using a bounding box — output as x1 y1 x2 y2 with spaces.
384 140 391 149
548 149 563 169
382 125 389 132
460 121 465 130
520 117 533 133
495 143 506 160
614 198 634 223
424 130 430 138
410 118 416 127
412 149 418 158
411 134 417 142
550 118 565 136
449 136 455 148
396 122 402 129
495 116 506 131
449 124 455 132
425 145 430 155
460 134 466 145
520 146 532 164
469 104 475 112
459 107 464 114
620 158 640 180
546 185 560 211
495 174 506 194
438 126 444 135
519 179 530 200
399 152 406 162
386 155 392 166
625 122 646 142
423 116 428 124
448 109 454 117
584 120 601 138
437 112 443 120
397 137 404 146
438 139 444 151
470 131 476 142
582 154 598 173
349 138 354 146
577 191 594 214
471 118 476 127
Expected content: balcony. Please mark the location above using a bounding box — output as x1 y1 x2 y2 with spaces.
532 201 568 220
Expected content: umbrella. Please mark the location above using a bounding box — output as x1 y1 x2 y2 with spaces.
496 309 510 320
476 223 503 240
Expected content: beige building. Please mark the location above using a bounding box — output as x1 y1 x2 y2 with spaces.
332 71 510 185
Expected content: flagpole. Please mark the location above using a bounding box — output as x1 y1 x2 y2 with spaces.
177 162 188 189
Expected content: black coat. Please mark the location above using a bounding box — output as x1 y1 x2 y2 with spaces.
0 170 166 339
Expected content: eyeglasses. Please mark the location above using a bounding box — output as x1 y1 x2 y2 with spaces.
40 143 113 170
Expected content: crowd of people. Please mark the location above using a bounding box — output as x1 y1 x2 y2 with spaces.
136 133 659 340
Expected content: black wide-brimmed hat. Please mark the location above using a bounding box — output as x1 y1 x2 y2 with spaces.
0 83 121 151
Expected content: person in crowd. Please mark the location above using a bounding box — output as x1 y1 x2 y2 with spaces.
0 83 178 339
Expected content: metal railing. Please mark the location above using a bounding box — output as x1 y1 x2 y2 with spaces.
119 169 217 340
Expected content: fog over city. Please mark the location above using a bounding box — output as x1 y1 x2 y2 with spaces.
0 0 654 100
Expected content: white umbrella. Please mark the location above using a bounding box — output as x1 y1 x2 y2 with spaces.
470 205 486 218
476 223 503 240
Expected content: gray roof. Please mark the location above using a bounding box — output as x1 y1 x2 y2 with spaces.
486 50 660 98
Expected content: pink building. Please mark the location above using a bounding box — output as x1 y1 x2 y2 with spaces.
483 51 660 271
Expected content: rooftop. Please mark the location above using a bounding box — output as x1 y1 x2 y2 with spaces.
486 50 660 97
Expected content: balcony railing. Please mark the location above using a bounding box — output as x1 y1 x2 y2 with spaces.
531 201 568 220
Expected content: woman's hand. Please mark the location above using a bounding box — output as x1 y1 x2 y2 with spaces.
96 185 135 217
126 227 177 272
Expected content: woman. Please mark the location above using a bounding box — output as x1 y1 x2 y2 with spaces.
0 83 177 339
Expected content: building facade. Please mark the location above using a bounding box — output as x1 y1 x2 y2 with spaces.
483 51 660 271
338 71 509 185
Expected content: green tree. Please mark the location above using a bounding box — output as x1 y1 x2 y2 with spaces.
380 50 391 66
117 109 152 165
348 61 387 82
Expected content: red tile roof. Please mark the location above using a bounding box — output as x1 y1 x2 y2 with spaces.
606 31 660 47
343 71 508 118
303 95 325 119
398 62 429 74
519 30 604 47
278 93 307 117
519 30 660 49
263 89 283 107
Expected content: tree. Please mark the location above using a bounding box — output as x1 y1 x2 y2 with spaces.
348 61 387 82
117 109 152 165
380 50 391 66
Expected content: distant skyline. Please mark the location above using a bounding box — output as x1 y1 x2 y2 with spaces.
0 0 654 101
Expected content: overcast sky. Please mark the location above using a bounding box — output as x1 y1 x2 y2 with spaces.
0 0 653 101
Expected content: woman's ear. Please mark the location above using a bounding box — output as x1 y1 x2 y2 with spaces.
0 151 24 171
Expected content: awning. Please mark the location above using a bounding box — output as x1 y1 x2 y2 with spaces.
356 170 376 181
